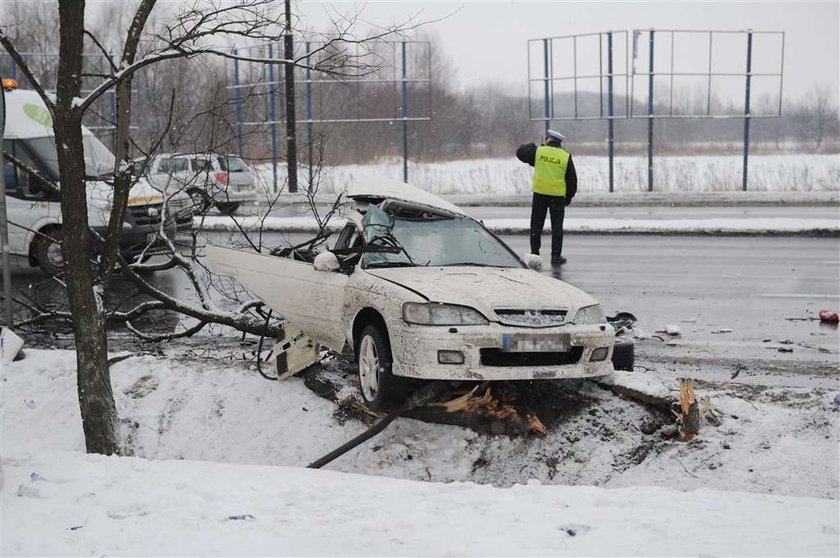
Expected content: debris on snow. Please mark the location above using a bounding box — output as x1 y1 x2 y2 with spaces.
523 253 543 271
818 310 839 323
656 324 682 336
1 327 25 365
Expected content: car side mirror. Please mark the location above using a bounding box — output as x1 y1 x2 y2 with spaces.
523 253 543 272
313 251 341 272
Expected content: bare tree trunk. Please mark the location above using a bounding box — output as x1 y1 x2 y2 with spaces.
103 0 157 278
55 0 118 455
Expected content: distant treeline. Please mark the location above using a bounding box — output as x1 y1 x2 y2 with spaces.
2 1 838 167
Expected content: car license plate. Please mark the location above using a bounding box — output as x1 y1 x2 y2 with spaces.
501 333 570 352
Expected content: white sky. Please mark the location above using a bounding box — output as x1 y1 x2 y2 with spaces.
298 1 840 103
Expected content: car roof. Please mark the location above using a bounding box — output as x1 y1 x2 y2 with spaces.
345 176 465 216
148 153 239 158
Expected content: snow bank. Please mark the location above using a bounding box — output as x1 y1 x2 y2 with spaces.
253 153 840 196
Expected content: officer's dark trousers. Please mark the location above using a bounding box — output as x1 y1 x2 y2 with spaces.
529 192 565 258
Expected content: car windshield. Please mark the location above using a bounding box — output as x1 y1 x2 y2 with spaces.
16 134 115 180
362 203 523 269
218 155 247 172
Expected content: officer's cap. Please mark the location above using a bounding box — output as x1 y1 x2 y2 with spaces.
546 129 566 142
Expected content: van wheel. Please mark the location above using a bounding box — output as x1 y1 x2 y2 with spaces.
216 202 240 215
612 337 635 371
36 227 65 276
356 324 406 410
187 188 211 213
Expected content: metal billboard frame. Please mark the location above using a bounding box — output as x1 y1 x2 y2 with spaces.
527 29 785 192
528 31 630 192
229 40 432 188
630 29 785 191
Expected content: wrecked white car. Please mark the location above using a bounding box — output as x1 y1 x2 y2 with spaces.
207 177 617 409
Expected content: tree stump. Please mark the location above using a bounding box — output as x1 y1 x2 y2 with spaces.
676 378 701 441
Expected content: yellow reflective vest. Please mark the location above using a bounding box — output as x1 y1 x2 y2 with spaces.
532 145 570 196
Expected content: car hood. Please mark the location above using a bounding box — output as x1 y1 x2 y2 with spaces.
365 266 599 321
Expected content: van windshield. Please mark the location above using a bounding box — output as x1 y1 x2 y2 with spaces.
17 134 115 180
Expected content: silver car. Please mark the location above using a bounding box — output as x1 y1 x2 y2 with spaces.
133 153 258 215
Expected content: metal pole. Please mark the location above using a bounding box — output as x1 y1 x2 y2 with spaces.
284 0 298 193
742 31 753 192
401 41 408 183
647 29 655 192
0 86 13 327
607 32 615 193
543 38 550 136
306 41 314 189
268 43 278 192
233 49 244 157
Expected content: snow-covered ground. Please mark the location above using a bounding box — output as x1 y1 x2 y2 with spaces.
2 348 838 556
253 153 840 195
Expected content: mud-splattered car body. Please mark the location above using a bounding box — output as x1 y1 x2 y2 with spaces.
207 177 615 406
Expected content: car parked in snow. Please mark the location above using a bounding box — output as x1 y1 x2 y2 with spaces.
132 153 258 215
207 177 623 409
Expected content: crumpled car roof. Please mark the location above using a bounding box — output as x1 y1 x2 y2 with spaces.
345 175 466 216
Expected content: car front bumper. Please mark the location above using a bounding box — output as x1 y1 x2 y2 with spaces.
388 321 616 381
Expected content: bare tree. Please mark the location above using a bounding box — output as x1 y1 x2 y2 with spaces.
1 0 426 455
803 85 839 149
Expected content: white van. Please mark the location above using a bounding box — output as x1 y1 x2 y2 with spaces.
1 81 193 275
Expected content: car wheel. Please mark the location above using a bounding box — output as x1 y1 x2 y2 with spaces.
612 337 635 371
216 202 240 215
187 188 211 213
36 227 65 276
356 324 405 410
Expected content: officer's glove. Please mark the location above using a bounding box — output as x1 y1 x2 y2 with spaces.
564 197 573 206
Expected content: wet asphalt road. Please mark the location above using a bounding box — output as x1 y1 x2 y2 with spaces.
502 235 840 387
7 233 839 387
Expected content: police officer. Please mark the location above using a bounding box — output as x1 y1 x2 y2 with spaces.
516 129 577 266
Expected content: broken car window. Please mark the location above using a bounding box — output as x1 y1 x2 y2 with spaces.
362 203 523 269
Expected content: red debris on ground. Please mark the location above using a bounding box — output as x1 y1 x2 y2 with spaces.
818 310 839 323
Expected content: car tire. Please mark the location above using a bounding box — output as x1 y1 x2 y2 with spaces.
187 188 211 213
356 324 406 410
612 336 635 371
216 202 240 215
35 227 65 276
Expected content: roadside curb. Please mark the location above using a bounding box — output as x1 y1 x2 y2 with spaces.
257 191 840 208
196 216 840 237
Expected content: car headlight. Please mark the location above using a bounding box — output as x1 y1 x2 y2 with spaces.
574 304 605 324
402 302 488 325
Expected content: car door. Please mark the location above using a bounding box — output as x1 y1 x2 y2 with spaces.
205 245 349 351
